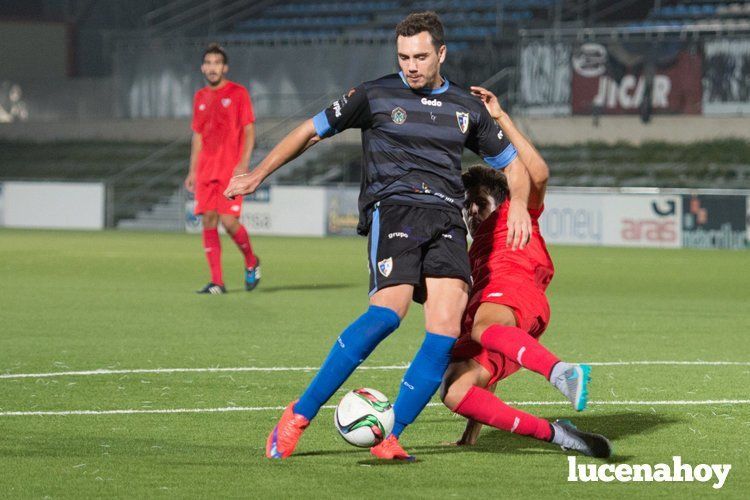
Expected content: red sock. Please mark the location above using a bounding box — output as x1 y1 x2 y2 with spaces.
480 324 560 379
202 228 223 285
454 385 552 441
231 225 258 268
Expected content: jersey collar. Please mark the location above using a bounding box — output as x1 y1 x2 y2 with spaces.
398 71 450 95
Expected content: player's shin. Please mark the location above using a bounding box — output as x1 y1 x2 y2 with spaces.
202 228 223 285
293 305 400 421
454 385 552 441
479 324 559 379
231 224 258 268
391 332 457 438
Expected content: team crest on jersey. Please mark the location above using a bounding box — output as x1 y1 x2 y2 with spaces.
378 258 393 277
198 103 206 111
221 98 232 108
456 111 469 134
391 107 407 125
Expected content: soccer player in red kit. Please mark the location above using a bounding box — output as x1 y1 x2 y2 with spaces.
440 87 612 458
185 44 260 294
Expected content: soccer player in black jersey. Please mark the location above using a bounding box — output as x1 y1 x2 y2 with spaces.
225 11 533 461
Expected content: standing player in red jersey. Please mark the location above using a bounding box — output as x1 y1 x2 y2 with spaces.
185 44 260 295
440 87 612 458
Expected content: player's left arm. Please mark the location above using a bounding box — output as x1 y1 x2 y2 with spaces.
225 84 371 199
232 88 257 176
468 103 532 250
472 86 548 208
504 158 532 251
233 123 256 176
224 119 321 198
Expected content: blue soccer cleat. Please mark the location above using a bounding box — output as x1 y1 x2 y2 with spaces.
245 259 261 291
551 363 591 411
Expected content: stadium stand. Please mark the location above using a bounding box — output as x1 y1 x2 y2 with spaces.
3 0 750 229
646 1 750 27
223 0 557 42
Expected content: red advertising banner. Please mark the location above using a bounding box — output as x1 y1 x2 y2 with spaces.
571 42 702 116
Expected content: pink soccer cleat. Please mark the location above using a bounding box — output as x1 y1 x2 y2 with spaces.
370 435 415 461
266 401 310 459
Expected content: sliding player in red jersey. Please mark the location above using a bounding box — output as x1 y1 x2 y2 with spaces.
185 44 260 294
440 87 612 458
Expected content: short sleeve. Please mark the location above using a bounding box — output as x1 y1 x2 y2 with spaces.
191 92 203 134
239 87 255 125
466 106 517 170
312 85 371 139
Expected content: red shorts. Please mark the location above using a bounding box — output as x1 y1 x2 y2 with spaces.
194 180 243 216
452 279 551 386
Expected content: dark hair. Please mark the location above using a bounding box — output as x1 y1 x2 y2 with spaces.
395 11 445 50
462 165 509 205
203 43 228 64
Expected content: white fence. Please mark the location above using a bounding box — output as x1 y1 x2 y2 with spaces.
0 181 105 230
1 182 747 249
541 188 748 250
182 185 748 250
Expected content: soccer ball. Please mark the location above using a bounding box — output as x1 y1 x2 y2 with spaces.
334 388 395 447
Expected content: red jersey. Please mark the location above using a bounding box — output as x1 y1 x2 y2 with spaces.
453 200 555 385
469 199 554 297
191 80 255 183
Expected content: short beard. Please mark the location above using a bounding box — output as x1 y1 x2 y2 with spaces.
205 75 223 87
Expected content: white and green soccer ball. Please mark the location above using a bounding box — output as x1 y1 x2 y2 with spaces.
334 388 394 447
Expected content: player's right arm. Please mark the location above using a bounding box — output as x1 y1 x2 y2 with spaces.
225 120 320 197
186 92 204 193
224 85 371 198
471 86 549 209
185 131 201 193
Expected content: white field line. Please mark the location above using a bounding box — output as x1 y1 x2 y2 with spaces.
2 400 749 417
1 360 749 380
0 365 409 380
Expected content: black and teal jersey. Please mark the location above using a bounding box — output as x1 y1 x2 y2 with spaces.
312 72 518 235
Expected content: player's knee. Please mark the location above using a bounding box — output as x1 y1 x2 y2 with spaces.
470 321 492 343
369 287 411 319
220 216 239 234
203 212 219 228
441 379 470 412
470 318 514 343
425 311 462 337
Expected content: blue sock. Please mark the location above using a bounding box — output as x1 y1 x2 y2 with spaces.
294 305 400 421
391 332 457 438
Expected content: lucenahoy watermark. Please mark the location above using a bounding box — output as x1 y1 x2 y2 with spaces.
567 456 731 489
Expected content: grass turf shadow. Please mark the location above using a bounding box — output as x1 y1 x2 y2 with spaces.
408 411 680 463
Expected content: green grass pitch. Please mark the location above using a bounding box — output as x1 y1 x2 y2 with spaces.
0 228 748 498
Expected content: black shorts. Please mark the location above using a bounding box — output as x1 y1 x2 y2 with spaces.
367 203 471 304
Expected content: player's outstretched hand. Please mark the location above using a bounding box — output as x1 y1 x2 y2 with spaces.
470 86 506 121
184 172 196 193
224 169 264 199
507 199 532 251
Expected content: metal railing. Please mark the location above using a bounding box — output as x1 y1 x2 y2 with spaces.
104 88 340 227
